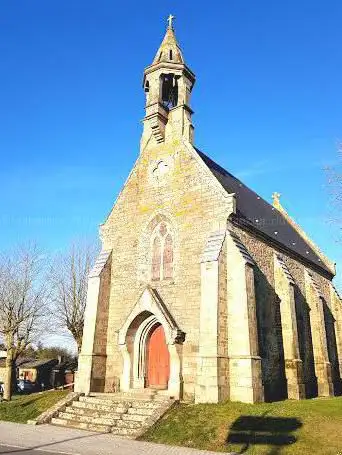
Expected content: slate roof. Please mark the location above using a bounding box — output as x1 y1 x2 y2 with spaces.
197 149 333 276
52 359 78 372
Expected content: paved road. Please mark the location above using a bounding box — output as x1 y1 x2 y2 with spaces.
0 445 61 454
0 421 232 455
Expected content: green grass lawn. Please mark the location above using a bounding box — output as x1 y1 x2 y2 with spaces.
141 397 342 454
0 390 68 423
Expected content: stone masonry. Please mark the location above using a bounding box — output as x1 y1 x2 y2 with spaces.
75 17 342 406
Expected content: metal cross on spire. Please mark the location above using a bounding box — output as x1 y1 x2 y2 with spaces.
167 14 175 29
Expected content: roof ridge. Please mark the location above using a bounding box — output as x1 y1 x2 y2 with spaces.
272 195 335 275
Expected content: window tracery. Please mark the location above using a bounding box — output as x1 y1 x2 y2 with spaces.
151 222 174 281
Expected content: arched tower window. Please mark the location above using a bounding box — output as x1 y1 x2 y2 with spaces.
161 74 178 109
151 222 174 281
144 80 150 93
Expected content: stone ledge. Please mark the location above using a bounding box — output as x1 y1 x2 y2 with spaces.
27 392 83 425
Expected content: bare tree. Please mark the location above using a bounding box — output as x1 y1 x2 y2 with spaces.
49 241 97 353
326 145 342 241
0 244 48 401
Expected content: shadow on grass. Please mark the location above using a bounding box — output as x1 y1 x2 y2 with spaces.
226 412 302 454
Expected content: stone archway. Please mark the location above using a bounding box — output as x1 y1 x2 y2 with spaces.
133 313 159 389
118 287 185 399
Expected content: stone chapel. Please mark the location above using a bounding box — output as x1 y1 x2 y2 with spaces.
76 18 342 404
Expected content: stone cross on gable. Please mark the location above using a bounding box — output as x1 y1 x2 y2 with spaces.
272 192 281 204
272 192 282 210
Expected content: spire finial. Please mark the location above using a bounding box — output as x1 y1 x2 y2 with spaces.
167 14 175 30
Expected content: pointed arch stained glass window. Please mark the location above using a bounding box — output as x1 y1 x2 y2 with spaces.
151 223 174 281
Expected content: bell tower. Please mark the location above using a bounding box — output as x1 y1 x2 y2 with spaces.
142 16 196 147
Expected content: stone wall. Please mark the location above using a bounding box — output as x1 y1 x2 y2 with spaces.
78 133 341 403
234 226 287 401
90 255 111 392
101 139 234 400
218 235 229 401
76 251 112 395
232 222 341 400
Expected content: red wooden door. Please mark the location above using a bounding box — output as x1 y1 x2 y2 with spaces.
147 325 170 389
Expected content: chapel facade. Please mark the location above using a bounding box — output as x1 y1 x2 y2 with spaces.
75 18 342 403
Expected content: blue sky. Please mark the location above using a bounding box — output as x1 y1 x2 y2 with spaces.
0 1 341 292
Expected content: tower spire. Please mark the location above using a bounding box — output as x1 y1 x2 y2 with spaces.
142 17 196 146
152 15 184 65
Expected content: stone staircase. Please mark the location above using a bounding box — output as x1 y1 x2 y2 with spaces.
51 390 174 438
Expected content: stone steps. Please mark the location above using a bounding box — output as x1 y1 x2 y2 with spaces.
115 419 142 429
73 400 130 413
131 401 166 409
68 399 159 415
66 405 155 419
127 407 155 416
51 417 112 433
79 396 132 407
59 411 122 426
121 413 147 422
91 392 167 401
50 391 174 438
67 404 126 417
111 427 138 437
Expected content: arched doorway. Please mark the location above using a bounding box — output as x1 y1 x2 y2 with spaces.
118 287 185 399
146 324 170 389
